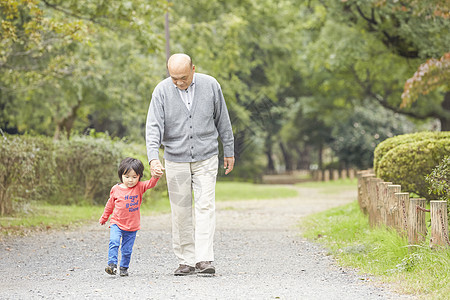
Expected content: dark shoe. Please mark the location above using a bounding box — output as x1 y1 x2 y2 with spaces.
119 267 129 277
105 263 117 275
195 261 215 274
174 264 195 276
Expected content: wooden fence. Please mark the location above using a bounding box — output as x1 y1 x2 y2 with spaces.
357 170 449 249
311 168 357 181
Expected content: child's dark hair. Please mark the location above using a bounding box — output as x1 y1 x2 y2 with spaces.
118 157 144 182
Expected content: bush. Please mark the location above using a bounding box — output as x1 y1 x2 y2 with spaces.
376 136 450 199
0 135 57 215
373 131 450 174
0 134 151 214
426 156 450 219
51 136 123 205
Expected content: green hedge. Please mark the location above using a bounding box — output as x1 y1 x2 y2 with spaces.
51 136 124 205
0 135 54 215
0 134 166 215
376 134 450 199
373 131 450 174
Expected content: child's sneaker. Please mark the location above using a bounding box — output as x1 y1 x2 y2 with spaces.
105 263 117 275
119 267 129 277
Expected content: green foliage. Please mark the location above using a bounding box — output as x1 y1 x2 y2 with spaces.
2 0 449 179
0 134 155 214
426 155 450 219
0 135 54 215
374 131 450 173
426 156 450 198
0 0 167 140
375 133 450 199
51 136 123 205
301 200 450 299
330 102 415 169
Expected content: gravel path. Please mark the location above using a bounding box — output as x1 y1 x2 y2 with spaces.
0 186 416 300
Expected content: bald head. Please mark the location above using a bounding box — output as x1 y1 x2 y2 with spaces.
167 53 192 70
167 53 195 90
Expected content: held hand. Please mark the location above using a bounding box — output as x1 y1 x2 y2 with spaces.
150 159 165 178
224 156 235 175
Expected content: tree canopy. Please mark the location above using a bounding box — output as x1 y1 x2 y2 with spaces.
1 0 448 177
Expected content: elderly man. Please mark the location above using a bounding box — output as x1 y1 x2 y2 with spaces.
146 53 235 276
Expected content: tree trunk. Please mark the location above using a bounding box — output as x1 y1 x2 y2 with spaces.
318 143 323 170
294 144 311 170
233 130 246 163
265 136 275 173
53 123 62 140
53 98 82 140
279 142 293 172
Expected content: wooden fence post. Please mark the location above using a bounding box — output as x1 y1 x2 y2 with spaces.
395 192 410 235
357 170 370 208
368 178 382 228
386 185 401 229
317 170 322 181
378 182 392 227
408 198 427 246
430 201 450 249
323 169 330 182
360 173 375 215
332 169 339 181
348 168 355 180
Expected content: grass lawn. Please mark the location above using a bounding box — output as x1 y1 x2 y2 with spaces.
296 178 357 194
301 200 450 300
215 181 298 201
0 203 105 236
0 181 298 236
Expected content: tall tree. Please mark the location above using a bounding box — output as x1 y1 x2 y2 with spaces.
0 0 168 139
310 0 450 129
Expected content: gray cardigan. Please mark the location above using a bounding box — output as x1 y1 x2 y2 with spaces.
146 73 234 163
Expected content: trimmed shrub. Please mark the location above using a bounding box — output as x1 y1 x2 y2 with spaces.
0 134 149 213
51 136 123 205
376 137 450 199
0 135 55 215
373 131 450 174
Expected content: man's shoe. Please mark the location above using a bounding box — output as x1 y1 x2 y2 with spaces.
119 267 129 277
195 261 215 274
174 264 195 276
105 263 117 275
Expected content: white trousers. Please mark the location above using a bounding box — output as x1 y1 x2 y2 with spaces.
165 155 218 266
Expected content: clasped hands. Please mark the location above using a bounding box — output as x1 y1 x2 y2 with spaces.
150 156 235 177
150 160 165 178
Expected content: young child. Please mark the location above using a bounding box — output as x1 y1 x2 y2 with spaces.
99 157 160 276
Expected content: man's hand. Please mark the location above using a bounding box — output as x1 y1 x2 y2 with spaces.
224 156 235 175
150 159 165 178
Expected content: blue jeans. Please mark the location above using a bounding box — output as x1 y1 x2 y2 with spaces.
108 224 137 268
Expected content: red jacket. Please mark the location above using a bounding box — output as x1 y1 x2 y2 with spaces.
99 177 159 231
